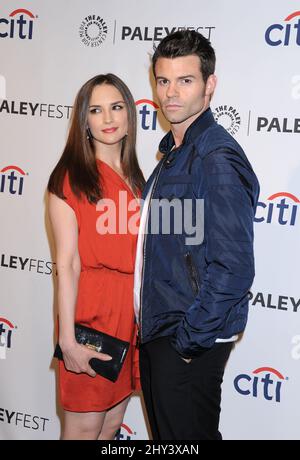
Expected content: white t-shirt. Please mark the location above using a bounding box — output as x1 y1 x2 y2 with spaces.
133 179 155 322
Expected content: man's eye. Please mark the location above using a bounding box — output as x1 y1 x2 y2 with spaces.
158 79 168 86
182 78 192 84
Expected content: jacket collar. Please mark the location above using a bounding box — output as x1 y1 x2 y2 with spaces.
159 107 215 155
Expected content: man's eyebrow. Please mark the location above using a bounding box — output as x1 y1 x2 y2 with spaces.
156 75 196 80
177 74 196 79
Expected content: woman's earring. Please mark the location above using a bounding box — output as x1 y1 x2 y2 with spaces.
86 127 92 140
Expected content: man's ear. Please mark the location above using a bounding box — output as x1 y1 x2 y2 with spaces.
205 74 217 97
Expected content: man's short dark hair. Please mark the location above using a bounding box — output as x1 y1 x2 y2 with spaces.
152 30 216 83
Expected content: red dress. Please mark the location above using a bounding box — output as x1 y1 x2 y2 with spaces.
59 159 140 412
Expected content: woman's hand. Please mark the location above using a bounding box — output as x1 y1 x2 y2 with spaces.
60 341 112 377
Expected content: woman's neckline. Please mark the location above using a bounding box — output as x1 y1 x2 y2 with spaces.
96 158 137 198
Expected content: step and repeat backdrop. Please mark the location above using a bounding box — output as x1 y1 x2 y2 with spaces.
0 0 299 440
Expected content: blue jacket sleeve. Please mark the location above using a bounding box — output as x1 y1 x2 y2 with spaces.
170 149 260 358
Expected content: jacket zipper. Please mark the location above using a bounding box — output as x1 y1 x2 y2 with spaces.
184 252 200 295
139 157 168 342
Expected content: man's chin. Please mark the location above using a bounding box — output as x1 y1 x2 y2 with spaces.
170 120 185 125
164 114 185 124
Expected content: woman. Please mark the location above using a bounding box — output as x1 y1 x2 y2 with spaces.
48 74 145 440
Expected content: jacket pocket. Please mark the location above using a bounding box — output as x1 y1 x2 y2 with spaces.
184 251 200 296
158 175 194 200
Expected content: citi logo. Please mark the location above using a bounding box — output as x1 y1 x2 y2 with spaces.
135 99 159 131
234 367 287 402
0 165 27 195
0 317 16 360
0 8 37 40
254 192 299 226
115 423 136 440
265 11 300 46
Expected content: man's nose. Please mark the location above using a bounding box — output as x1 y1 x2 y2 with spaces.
166 81 178 98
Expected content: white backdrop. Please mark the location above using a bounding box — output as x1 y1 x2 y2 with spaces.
0 0 299 440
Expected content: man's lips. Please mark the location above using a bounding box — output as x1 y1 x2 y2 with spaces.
164 104 182 110
102 127 118 133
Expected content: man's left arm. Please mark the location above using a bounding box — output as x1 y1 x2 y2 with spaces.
170 149 260 358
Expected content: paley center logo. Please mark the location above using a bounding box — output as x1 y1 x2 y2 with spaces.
0 164 27 196
0 317 17 360
0 8 37 40
135 99 159 131
213 105 241 136
265 11 300 46
254 192 299 226
234 367 288 402
79 14 108 47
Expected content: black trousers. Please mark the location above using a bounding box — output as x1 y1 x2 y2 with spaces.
140 336 233 440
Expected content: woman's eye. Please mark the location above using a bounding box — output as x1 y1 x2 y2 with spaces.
90 108 101 114
112 104 124 110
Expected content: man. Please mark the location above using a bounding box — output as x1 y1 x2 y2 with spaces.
134 30 259 440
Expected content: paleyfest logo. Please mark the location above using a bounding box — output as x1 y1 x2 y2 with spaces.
265 11 300 46
120 25 215 41
79 15 108 47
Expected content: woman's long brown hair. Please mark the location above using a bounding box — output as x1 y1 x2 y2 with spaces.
47 74 145 203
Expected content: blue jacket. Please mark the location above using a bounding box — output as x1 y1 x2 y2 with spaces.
139 108 260 358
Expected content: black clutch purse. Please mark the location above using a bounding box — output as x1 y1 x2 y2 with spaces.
54 323 130 382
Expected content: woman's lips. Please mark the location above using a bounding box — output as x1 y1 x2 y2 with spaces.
102 127 118 133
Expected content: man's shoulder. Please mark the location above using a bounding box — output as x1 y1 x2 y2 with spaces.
191 125 259 190
194 122 244 158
